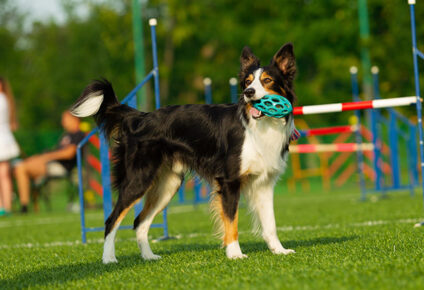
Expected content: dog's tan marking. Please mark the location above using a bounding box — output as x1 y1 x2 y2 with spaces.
260 71 274 84
211 193 239 246
111 173 160 231
245 102 255 117
222 209 239 246
245 73 254 86
113 197 143 229
260 71 287 96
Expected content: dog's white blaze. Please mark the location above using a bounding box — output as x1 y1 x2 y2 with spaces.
102 220 122 264
244 69 268 102
135 166 183 260
71 92 104 117
226 241 247 259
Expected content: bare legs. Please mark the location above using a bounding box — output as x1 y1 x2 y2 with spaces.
0 162 13 212
14 156 48 209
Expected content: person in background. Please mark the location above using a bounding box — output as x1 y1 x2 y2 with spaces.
14 111 84 213
0 77 20 216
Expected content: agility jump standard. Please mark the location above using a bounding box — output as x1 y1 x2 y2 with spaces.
76 19 167 244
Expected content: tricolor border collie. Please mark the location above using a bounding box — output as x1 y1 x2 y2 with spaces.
71 43 297 263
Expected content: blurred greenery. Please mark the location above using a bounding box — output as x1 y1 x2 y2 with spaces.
0 0 423 155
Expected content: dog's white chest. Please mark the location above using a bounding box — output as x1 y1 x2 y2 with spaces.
240 117 293 177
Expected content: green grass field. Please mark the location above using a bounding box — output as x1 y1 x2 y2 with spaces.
1 185 424 289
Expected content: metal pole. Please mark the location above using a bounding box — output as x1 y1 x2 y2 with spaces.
100 133 113 222
389 110 401 189
149 18 169 238
409 1 424 207
229 77 238 103
350 66 367 200
371 66 383 191
178 180 185 203
204 78 212 104
150 19 160 109
76 146 87 243
410 124 419 186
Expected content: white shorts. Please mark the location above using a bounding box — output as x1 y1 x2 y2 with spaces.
46 162 68 177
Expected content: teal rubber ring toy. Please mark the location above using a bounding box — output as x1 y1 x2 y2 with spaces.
252 94 293 118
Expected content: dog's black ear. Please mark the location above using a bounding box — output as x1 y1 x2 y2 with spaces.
240 46 260 73
271 43 296 82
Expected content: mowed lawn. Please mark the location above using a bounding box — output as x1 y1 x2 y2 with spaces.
1 185 424 289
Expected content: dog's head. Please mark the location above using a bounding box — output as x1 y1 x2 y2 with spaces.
239 43 296 120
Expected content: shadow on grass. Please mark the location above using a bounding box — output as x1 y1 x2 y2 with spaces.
1 252 162 289
242 235 358 254
2 236 356 288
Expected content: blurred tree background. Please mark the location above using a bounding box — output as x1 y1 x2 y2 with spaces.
0 0 423 155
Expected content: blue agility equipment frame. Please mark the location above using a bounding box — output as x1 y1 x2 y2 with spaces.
347 0 424 202
350 67 419 200
371 67 418 195
349 67 368 200
76 19 168 244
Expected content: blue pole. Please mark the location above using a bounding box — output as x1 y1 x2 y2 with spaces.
129 91 144 216
229 77 238 103
76 128 98 244
410 124 419 186
202 78 213 200
407 123 416 196
371 66 383 191
100 133 113 222
76 146 87 243
178 180 186 203
350 66 367 200
204 78 212 104
150 19 160 110
150 18 169 238
389 111 401 189
409 1 424 208
194 177 202 204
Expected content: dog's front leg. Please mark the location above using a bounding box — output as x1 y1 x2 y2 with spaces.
248 182 295 255
216 179 246 259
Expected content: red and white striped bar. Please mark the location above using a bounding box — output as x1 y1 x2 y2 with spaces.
302 125 356 136
293 96 418 115
290 143 374 153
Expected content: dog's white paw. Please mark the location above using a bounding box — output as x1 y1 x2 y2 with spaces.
272 248 295 255
227 253 248 259
226 241 247 259
142 253 162 261
102 255 118 264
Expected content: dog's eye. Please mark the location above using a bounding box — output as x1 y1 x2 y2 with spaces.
245 79 252 86
263 78 272 84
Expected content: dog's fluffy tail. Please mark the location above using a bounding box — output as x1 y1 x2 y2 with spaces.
70 79 133 139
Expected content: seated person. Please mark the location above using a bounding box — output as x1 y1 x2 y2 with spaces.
15 111 85 213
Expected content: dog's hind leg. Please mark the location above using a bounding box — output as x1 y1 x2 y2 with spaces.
212 179 244 259
103 167 159 264
103 195 139 264
134 164 184 260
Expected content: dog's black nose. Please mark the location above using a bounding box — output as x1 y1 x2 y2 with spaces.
243 88 255 98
